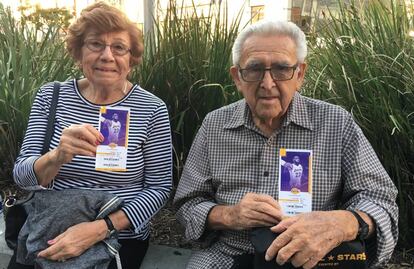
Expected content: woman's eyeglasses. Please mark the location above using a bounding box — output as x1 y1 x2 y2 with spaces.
84 40 131 56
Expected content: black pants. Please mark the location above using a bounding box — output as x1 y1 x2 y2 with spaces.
108 238 149 269
7 253 33 269
8 238 149 269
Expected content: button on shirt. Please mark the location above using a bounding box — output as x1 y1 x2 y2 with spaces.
174 92 398 268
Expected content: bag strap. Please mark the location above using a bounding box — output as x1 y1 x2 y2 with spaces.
41 81 60 155
4 83 60 206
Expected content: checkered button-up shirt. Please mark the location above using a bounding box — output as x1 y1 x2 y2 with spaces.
174 92 398 269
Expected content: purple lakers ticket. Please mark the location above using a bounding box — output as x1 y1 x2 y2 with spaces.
95 106 130 171
278 148 312 216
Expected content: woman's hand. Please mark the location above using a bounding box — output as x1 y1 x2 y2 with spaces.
37 220 107 262
34 124 103 186
54 124 103 165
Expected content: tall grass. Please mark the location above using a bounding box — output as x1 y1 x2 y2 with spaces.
304 0 414 249
132 1 242 182
0 4 75 189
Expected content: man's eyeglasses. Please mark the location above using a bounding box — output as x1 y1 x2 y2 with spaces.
84 40 131 56
238 63 299 82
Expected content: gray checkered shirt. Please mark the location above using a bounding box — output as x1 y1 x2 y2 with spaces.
174 92 398 269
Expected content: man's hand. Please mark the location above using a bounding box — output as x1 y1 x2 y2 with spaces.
208 193 282 230
265 211 358 269
282 161 293 170
37 220 107 262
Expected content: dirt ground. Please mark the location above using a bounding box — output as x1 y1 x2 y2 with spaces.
150 200 414 269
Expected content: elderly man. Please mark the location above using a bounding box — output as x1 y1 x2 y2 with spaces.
174 20 398 269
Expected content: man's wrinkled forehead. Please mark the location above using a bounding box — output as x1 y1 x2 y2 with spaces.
239 34 298 66
243 59 294 68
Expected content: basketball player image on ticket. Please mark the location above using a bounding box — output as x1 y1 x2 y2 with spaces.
279 148 312 216
95 106 130 171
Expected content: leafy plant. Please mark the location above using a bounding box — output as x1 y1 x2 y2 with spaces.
132 0 243 182
19 4 72 30
0 4 75 189
304 0 414 249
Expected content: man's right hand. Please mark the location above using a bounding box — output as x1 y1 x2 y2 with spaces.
208 193 282 230
282 161 293 170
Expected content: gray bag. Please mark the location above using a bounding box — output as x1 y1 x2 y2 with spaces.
17 189 123 269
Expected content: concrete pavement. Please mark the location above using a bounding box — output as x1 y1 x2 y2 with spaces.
0 217 191 269
0 217 12 269
0 253 11 269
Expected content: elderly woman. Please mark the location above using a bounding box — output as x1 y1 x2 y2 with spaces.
12 2 172 268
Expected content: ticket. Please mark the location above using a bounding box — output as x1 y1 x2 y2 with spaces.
278 148 312 216
95 106 130 171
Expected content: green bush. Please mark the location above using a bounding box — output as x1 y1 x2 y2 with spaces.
19 4 72 30
132 1 242 182
304 0 414 249
0 4 75 189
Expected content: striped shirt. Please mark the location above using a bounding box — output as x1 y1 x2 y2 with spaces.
174 92 398 268
14 79 172 240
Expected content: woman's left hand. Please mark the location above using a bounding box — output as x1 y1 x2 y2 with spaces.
37 220 107 262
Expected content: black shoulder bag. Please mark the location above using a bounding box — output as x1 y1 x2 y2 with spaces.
4 82 60 254
231 227 367 269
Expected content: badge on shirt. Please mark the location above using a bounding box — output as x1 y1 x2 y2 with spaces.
278 148 312 216
95 106 130 171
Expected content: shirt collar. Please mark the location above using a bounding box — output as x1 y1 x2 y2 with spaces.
223 99 249 129
283 92 313 131
223 92 313 131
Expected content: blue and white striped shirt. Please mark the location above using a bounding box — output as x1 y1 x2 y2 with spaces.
14 79 173 240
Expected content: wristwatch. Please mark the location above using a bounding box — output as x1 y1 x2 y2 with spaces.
103 215 117 239
348 210 369 240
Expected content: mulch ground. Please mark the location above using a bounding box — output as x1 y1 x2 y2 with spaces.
149 202 201 250
150 200 414 269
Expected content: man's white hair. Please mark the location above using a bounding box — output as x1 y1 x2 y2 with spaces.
232 20 307 65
